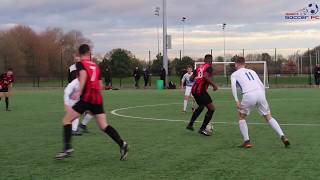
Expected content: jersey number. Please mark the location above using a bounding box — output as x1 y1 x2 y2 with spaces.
197 67 204 79
89 66 97 81
245 72 254 81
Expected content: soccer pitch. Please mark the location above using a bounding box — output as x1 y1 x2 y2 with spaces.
1 88 320 180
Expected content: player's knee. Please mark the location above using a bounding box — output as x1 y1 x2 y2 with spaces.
63 117 72 125
264 114 272 121
239 113 247 120
63 112 79 125
206 103 215 111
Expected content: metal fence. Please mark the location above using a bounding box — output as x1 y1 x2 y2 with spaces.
5 47 320 89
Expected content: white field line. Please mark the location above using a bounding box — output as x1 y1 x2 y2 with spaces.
110 103 320 127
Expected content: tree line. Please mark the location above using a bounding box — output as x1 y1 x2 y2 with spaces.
1 25 319 81
0 25 91 78
99 49 196 78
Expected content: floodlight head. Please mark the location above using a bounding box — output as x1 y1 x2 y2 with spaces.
222 23 226 29
155 7 160 16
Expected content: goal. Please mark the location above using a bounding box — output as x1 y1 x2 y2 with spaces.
194 61 269 88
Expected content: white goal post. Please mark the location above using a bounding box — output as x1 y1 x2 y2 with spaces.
194 61 269 88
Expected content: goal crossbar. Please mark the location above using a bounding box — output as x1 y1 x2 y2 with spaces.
195 61 269 88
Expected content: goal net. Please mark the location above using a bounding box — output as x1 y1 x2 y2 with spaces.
194 61 269 88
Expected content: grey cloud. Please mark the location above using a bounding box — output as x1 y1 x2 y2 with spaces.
0 0 318 58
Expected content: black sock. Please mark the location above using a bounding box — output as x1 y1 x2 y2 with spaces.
104 126 124 147
63 124 72 150
201 110 215 130
188 106 204 127
5 97 9 110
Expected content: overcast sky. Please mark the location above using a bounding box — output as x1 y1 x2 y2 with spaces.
0 0 319 59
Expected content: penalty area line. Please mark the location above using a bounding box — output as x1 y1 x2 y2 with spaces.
110 103 320 127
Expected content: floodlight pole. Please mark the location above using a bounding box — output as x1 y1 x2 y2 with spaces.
181 17 186 58
309 48 312 85
163 0 168 87
222 23 227 77
295 50 300 74
317 50 320 64
155 7 160 56
60 39 64 87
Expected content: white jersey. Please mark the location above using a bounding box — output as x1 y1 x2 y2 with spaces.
69 64 77 72
231 68 265 102
64 79 80 106
181 72 194 87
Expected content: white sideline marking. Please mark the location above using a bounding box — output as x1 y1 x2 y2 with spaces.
110 103 320 127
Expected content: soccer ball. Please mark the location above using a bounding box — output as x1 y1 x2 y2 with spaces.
308 3 319 15
205 123 214 135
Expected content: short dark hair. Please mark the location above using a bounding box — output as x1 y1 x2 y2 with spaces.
235 57 245 64
7 68 13 71
204 54 212 63
78 44 90 55
187 65 192 69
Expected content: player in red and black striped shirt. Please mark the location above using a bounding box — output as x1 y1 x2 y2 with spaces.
186 54 218 136
55 44 129 161
0 68 14 111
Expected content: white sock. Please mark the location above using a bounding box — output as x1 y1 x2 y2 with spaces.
72 118 79 131
183 100 188 111
82 114 93 126
268 118 284 137
239 119 249 141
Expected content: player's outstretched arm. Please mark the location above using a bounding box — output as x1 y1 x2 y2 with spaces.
99 80 104 90
231 76 240 109
181 76 185 90
78 70 87 93
72 70 87 100
204 72 218 91
8 83 13 96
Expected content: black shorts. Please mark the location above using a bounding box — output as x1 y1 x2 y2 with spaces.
72 100 105 115
0 88 8 92
193 91 213 106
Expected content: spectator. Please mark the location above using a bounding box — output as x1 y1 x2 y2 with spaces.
133 66 141 88
314 64 320 86
160 67 166 88
180 68 187 87
105 66 112 90
143 67 150 88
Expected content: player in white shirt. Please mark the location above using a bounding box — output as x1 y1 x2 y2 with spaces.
64 78 93 135
181 65 196 112
64 78 82 135
230 57 290 148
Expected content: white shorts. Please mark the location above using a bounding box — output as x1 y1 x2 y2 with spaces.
239 90 270 116
64 93 79 107
185 86 192 96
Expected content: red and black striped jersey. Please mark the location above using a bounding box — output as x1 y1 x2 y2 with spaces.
76 59 102 104
191 64 213 95
0 73 14 89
